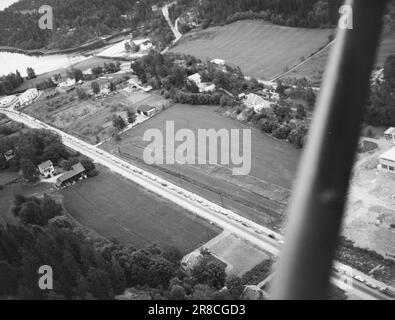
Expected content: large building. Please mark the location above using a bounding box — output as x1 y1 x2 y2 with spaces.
55 162 86 188
379 147 395 173
19 88 39 106
0 95 19 108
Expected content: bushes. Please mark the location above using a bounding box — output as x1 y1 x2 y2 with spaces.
173 91 222 105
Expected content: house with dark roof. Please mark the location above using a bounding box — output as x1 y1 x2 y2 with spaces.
55 162 86 188
38 160 55 178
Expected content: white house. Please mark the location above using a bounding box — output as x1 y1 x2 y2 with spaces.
243 93 272 112
379 147 395 173
211 58 225 66
181 252 202 274
0 95 19 108
188 73 202 85
384 127 395 143
38 160 55 178
19 88 39 106
198 82 216 93
59 78 76 88
120 62 132 72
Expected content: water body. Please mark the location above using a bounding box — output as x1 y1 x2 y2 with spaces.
0 51 89 77
0 0 20 11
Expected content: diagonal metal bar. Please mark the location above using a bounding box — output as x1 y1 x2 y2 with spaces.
271 0 389 300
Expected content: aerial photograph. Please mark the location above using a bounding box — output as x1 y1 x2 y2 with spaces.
0 0 394 305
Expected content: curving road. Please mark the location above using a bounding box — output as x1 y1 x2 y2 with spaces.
1 107 393 300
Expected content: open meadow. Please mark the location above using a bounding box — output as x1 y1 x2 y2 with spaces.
100 104 301 229
61 167 221 254
284 29 395 85
171 20 333 80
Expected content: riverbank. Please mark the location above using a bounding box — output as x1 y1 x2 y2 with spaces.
0 28 133 57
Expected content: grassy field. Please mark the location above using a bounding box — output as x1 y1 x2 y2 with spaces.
286 29 395 85
24 79 168 144
61 167 221 254
171 20 333 80
101 104 301 229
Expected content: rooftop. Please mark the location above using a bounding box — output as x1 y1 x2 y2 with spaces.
38 160 53 171
379 146 395 162
137 105 156 112
56 162 85 184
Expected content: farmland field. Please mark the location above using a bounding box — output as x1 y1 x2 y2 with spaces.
24 81 168 144
61 167 221 254
284 29 395 85
100 104 301 229
171 20 333 80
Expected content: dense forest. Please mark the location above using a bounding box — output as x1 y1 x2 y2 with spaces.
0 0 164 50
0 0 345 50
0 197 244 300
172 0 344 29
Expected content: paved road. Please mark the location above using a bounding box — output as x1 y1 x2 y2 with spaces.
1 108 393 300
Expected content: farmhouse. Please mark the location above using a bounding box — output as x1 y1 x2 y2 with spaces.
18 88 39 106
38 160 55 178
211 58 225 66
181 251 202 274
187 73 216 92
0 95 19 108
384 127 395 143
379 147 395 173
55 162 86 188
120 62 132 72
198 82 216 93
137 105 157 117
188 73 202 85
242 93 271 112
58 78 76 92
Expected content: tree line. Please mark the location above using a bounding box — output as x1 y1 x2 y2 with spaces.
172 0 343 29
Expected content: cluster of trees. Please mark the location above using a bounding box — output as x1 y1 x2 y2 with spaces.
12 194 63 226
364 55 395 127
278 78 317 110
239 103 308 149
0 213 244 300
0 70 24 96
91 62 121 77
0 129 69 183
172 91 223 105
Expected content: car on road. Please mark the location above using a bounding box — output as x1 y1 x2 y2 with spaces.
268 234 276 240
